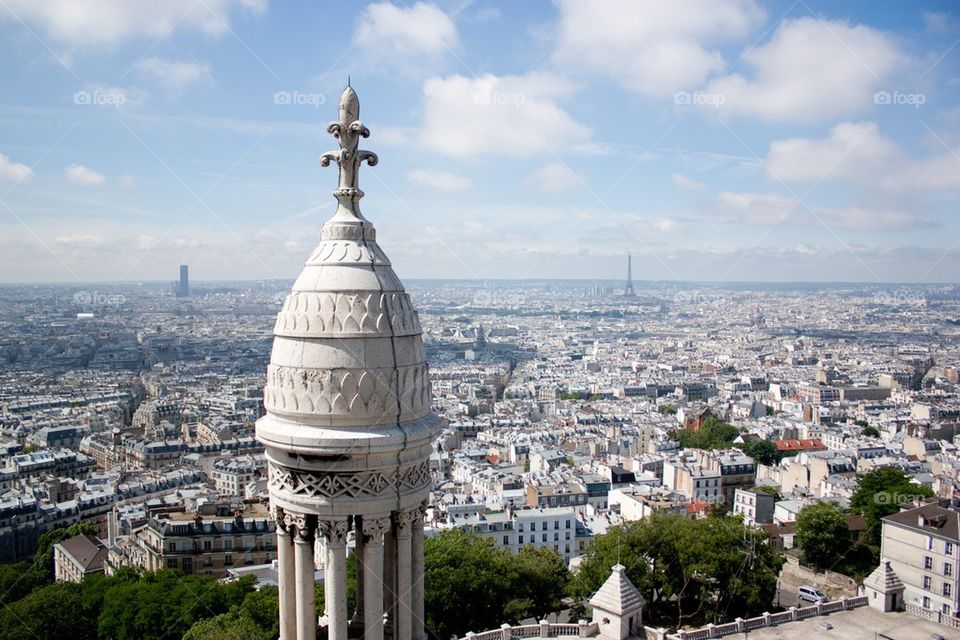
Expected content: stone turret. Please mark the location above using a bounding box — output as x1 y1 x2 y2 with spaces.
256 84 440 640
590 564 645 640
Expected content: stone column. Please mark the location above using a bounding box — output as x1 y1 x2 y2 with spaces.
411 504 426 640
354 516 365 623
321 519 350 640
292 514 317 640
362 516 389 640
275 508 297 640
383 526 396 638
395 510 414 640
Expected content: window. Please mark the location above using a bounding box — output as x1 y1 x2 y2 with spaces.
166 559 177 569
946 563 953 577
168 542 176 552
554 533 559 541
503 535 508 545
925 556 934 570
565 520 571 529
554 521 559 530
542 533 547 542
923 576 932 590
203 540 211 551
923 596 931 608
518 524 524 532
948 543 955 556
518 535 524 544
943 604 951 615
944 583 952 597
224 539 233 551
929 536 935 551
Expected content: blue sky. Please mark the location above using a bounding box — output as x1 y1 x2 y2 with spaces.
0 0 958 283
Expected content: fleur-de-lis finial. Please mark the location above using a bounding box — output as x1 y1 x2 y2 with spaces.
320 83 378 221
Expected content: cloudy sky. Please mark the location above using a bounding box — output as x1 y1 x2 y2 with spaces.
1 0 958 283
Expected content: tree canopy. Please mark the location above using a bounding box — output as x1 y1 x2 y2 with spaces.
740 439 783 466
795 502 849 569
424 530 569 639
675 417 740 450
570 514 782 629
850 467 933 543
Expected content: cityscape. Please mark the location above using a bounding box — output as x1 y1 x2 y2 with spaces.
1 2 959 640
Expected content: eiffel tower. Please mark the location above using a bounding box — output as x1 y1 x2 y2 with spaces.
624 253 636 297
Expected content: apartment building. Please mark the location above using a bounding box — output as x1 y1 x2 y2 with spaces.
881 502 960 617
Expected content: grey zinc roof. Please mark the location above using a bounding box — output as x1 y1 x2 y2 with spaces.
589 564 645 615
57 534 106 572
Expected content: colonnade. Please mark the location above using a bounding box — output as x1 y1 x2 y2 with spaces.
274 505 426 640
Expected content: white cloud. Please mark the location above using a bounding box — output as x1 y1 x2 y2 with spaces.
0 0 266 47
406 169 473 191
65 164 106 186
672 173 706 191
53 233 104 246
552 0 763 96
653 218 682 233
766 121 960 192
718 191 795 225
421 72 591 158
353 2 458 78
923 11 953 34
0 154 32 182
529 162 583 192
718 191 936 230
135 57 212 91
704 18 903 122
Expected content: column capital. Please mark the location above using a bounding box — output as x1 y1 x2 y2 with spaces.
362 515 390 544
393 507 419 535
284 511 315 543
317 518 350 546
273 505 290 535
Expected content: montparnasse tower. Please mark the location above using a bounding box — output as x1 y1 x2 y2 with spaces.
256 84 440 640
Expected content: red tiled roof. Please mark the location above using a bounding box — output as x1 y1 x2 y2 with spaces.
774 438 827 452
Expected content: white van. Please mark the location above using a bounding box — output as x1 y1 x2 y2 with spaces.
797 586 828 604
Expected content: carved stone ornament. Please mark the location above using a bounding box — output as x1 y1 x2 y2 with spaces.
317 518 351 546
361 516 391 543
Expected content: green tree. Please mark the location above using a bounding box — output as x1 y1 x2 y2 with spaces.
424 530 569 639
851 467 933 543
861 425 881 438
740 440 782 466
676 417 740 450
182 612 272 640
570 514 782 629
795 502 849 569
0 581 99 640
658 404 677 415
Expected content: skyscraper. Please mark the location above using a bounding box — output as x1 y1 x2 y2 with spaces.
178 265 189 297
256 85 439 640
624 254 636 297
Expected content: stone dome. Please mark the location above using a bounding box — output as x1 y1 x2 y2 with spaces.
256 85 439 520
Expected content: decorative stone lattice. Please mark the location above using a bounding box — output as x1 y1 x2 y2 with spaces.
268 460 431 500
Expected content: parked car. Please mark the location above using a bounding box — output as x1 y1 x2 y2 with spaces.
797 585 828 604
